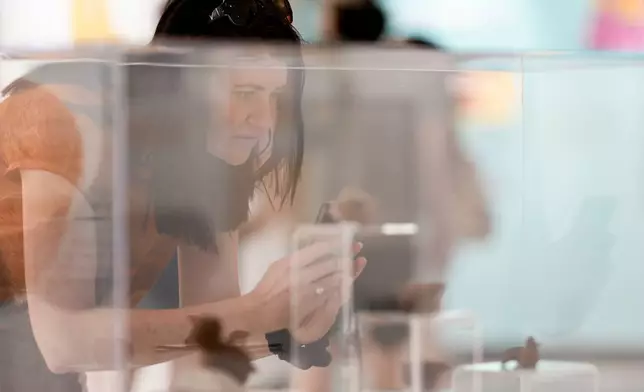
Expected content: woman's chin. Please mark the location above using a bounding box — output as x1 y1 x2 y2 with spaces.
215 151 253 166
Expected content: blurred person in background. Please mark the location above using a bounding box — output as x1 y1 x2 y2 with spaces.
334 0 386 43
291 187 447 392
322 0 387 43
292 36 489 392
0 1 367 391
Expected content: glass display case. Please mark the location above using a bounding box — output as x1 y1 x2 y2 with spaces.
0 44 460 392
286 46 463 392
449 53 644 392
3 44 644 392
450 54 644 352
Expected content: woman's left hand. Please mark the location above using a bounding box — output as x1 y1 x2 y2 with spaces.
291 248 367 343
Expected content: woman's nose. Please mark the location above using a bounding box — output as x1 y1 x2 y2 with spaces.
248 95 275 130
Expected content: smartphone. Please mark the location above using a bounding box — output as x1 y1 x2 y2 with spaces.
315 202 415 310
315 202 336 224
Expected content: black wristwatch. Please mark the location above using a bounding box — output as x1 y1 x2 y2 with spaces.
265 329 332 369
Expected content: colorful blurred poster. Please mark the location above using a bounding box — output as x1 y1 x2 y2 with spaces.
0 0 162 49
72 0 117 43
457 71 519 127
590 0 644 50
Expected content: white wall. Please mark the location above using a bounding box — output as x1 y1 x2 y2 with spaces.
0 0 163 49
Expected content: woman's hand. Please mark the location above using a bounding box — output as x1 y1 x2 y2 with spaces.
291 253 366 343
248 241 366 342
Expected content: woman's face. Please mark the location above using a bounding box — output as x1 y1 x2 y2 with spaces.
209 51 289 166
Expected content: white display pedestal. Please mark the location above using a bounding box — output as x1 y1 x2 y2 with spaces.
452 360 599 392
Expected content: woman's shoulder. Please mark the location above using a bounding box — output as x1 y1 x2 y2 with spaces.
0 83 84 186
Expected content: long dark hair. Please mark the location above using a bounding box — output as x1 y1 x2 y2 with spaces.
0 1 305 253
142 0 305 250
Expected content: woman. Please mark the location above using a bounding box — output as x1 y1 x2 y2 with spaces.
0 1 365 391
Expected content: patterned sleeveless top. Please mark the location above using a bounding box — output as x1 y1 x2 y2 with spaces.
0 62 179 306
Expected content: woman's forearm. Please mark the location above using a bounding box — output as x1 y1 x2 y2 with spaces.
29 292 267 373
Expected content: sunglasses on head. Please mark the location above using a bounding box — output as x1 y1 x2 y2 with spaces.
209 0 293 26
